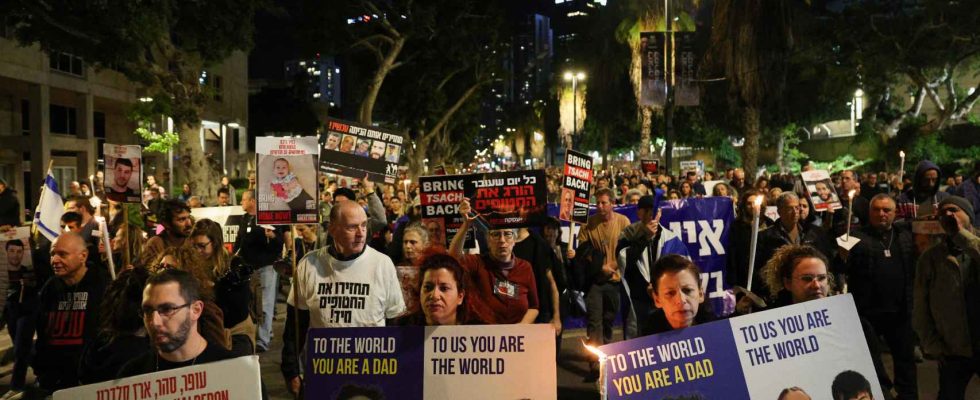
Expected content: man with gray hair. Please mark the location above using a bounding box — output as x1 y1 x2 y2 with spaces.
754 192 829 299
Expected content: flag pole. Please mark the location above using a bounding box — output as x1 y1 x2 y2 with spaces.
31 160 57 242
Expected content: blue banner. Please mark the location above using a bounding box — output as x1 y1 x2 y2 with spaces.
659 198 735 315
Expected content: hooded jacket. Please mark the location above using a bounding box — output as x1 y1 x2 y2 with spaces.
898 160 950 208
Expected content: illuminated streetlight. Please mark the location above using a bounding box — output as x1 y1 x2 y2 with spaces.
563 70 586 145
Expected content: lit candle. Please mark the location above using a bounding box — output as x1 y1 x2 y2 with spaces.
95 216 116 280
583 341 608 400
898 151 905 181
746 195 764 292
846 189 856 241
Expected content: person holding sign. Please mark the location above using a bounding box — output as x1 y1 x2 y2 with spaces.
643 255 713 335
282 200 405 395
616 195 661 339
398 250 475 326
913 196 980 400
450 198 539 325
106 158 139 201
118 269 236 377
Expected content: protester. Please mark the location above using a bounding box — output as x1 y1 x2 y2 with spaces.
233 189 283 353
215 187 232 207
616 195 661 339
913 196 980 399
191 219 256 355
118 269 235 377
1 239 37 399
450 198 539 325
282 200 405 396
34 233 109 394
643 255 713 335
760 244 832 308
0 178 20 227
398 250 481 326
897 160 950 216
513 226 561 332
954 161 980 228
177 183 192 203
755 192 829 299
140 199 193 267
842 194 918 399
78 268 151 384
220 176 238 205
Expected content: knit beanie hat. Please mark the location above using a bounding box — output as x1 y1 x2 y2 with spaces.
939 196 975 224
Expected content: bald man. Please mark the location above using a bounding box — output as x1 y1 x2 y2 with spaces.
34 233 109 393
281 201 404 396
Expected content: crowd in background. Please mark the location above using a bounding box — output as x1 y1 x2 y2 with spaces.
0 157 976 399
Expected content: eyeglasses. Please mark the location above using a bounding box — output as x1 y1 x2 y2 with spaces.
488 231 515 239
794 274 828 283
140 303 190 319
192 241 212 250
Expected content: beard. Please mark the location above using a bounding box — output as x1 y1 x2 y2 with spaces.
154 316 193 353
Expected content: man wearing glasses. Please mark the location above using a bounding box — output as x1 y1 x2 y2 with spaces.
33 233 108 395
842 194 918 399
913 196 980 399
755 192 830 300
118 269 234 377
450 198 539 325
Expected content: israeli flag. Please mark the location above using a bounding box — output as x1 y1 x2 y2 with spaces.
657 223 690 259
33 169 64 242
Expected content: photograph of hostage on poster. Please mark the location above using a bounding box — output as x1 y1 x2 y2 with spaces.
419 175 467 248
560 149 593 224
0 227 32 311
320 118 404 184
103 144 142 203
256 136 319 225
801 170 842 211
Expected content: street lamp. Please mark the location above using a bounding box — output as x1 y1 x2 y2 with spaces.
563 71 586 147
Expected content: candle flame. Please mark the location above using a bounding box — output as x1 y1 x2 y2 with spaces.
753 195 764 208
582 340 607 359
899 150 905 157
848 189 856 199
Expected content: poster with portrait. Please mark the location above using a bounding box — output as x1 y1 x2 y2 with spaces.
640 32 667 107
256 136 319 225
0 227 32 311
418 174 468 248
560 149 593 224
320 118 404 184
103 144 143 203
801 170 842 211
680 159 705 178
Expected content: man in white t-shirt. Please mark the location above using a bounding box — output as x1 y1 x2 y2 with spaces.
281 200 405 396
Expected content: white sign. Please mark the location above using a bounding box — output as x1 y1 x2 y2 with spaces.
54 355 262 400
424 324 556 399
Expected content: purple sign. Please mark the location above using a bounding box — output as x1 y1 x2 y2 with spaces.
305 327 424 399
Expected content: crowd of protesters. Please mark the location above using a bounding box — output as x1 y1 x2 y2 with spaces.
0 157 975 399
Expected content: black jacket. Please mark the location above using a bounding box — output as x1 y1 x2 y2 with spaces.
840 223 916 315
233 213 284 267
0 189 19 226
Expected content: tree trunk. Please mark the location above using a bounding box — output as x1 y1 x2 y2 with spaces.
357 35 407 124
741 107 761 177
640 107 652 158
175 122 217 204
775 132 786 173
602 126 610 170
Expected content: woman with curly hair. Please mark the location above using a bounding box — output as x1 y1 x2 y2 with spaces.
188 219 256 355
761 244 832 308
78 268 152 384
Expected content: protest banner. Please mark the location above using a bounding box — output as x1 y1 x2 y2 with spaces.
801 170 842 211
679 160 705 178
305 325 555 400
640 32 667 107
256 136 319 225
0 227 31 311
54 355 262 400
190 206 245 248
560 149 593 224
465 170 547 228
640 159 659 174
599 294 882 399
419 174 468 248
321 118 404 184
103 144 142 203
659 197 734 314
